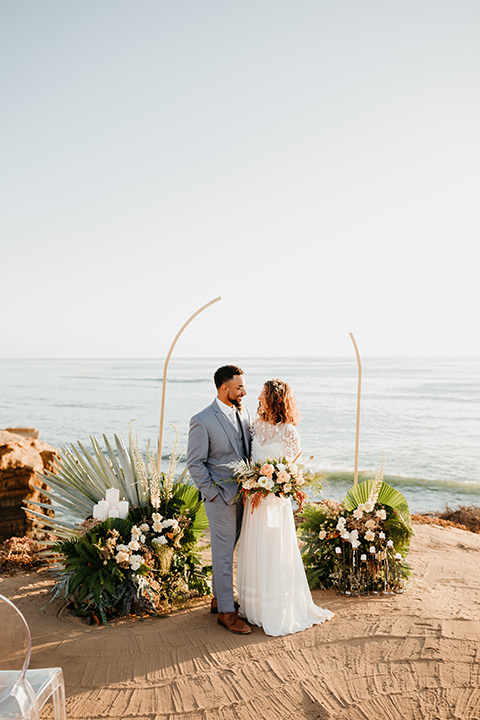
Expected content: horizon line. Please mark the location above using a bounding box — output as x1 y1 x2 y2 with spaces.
1 355 479 361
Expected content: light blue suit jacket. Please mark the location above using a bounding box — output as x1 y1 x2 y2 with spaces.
187 400 251 504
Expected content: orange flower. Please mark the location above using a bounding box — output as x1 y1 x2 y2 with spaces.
260 463 274 479
276 469 290 484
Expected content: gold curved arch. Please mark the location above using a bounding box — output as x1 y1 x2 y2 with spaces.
157 297 222 474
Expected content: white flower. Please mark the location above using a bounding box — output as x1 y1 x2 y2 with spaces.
277 463 286 472
365 519 376 530
353 508 363 519
387 539 394 548
129 554 143 571
295 475 305 486
140 523 150 533
288 463 298 474
364 501 374 513
365 530 375 542
243 478 256 490
128 540 140 551
358 503 366 512
335 547 342 554
116 551 130 564
369 546 376 554
395 553 402 561
152 521 163 533
140 534 146 543
341 530 350 541
160 518 179 531
318 530 327 540
131 526 142 541
257 476 274 490
379 532 386 540
152 513 163 522
351 540 360 549
350 529 359 541
336 517 346 531
360 553 367 561
116 544 128 552
153 536 168 546
376 509 387 520
283 483 292 493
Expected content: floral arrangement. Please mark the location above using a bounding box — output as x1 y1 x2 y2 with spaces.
229 456 324 512
29 425 211 625
298 458 413 594
53 504 208 625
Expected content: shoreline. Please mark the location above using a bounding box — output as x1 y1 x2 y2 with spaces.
2 521 480 719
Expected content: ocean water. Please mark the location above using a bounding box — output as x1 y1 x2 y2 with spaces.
1 357 479 513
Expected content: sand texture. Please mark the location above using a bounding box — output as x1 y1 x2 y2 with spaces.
2 523 480 720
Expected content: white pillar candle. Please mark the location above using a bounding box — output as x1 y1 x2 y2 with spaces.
118 500 129 519
106 488 120 509
93 504 101 519
98 500 109 520
108 509 119 519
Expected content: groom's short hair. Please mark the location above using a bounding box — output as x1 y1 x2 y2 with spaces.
214 365 244 389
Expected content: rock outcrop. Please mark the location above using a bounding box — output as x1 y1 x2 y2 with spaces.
0 428 59 541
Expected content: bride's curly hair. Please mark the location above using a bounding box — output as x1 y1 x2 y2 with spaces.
258 379 300 426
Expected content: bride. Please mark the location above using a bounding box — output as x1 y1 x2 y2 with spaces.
236 379 334 636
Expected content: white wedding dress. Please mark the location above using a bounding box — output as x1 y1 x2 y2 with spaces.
236 419 334 636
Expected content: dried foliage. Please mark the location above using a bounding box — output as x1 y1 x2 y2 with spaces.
0 536 42 575
412 505 480 534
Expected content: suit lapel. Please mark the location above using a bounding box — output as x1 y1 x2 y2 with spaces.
212 402 240 454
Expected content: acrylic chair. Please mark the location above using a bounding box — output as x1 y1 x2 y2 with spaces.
0 594 66 720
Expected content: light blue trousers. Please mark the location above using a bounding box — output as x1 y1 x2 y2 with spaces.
203 495 244 614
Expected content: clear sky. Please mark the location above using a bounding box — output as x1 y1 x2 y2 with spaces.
1 1 479 358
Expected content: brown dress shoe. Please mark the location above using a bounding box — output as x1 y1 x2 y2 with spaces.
218 611 252 635
210 597 240 614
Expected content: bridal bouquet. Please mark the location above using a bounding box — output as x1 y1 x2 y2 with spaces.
229 457 324 512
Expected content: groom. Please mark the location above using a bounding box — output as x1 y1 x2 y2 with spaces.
187 365 252 635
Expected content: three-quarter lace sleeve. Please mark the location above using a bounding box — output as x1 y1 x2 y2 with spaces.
282 424 301 461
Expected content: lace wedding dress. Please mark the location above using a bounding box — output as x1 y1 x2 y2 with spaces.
236 419 334 636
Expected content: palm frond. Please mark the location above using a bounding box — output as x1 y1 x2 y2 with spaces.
229 458 255 477
343 479 412 532
28 428 198 540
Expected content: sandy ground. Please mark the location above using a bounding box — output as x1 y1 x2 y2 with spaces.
2 522 480 720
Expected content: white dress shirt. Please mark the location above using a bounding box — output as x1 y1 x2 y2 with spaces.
216 397 240 430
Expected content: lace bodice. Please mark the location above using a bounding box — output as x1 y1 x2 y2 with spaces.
251 418 301 463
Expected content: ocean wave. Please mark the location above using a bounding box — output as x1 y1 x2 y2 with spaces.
320 470 480 494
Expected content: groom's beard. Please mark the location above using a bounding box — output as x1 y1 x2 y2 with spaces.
230 397 242 408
